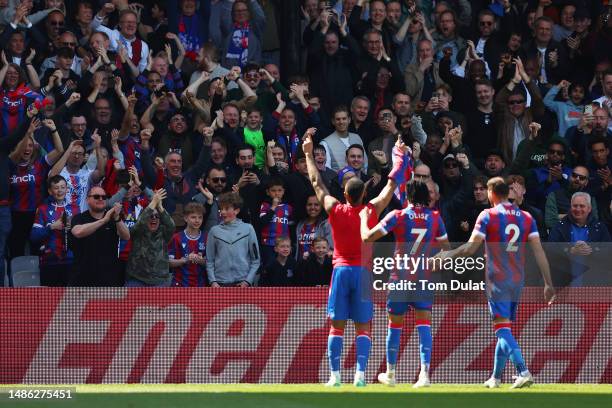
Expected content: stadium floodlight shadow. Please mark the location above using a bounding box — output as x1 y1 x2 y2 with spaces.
10 256 41 287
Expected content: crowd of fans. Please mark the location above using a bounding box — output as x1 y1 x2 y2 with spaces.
0 0 610 288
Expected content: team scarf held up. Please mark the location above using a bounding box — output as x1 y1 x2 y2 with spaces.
275 127 300 170
226 22 249 67
178 14 202 62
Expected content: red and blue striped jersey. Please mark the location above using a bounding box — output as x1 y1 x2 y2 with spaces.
30 200 80 265
473 202 539 290
168 230 208 287
9 156 50 211
117 135 142 174
379 205 447 279
60 167 94 213
297 222 318 259
118 196 149 261
0 86 40 138
259 202 293 246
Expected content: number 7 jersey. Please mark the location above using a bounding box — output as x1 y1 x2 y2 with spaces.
473 202 539 291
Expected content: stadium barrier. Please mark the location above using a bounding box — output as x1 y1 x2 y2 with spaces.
1 287 611 384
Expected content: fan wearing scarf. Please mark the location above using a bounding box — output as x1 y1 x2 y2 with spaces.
216 0 266 69
167 0 211 68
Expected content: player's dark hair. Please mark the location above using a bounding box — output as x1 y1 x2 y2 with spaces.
345 178 365 205
487 177 509 199
406 180 430 207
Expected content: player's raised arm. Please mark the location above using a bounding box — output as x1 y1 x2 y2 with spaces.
528 234 556 305
360 206 388 242
369 134 410 216
302 128 338 213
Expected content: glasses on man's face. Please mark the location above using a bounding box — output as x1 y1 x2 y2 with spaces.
211 177 227 184
245 72 259 79
71 151 84 157
88 194 107 200
149 213 160 220
508 99 525 105
571 173 588 181
548 149 564 156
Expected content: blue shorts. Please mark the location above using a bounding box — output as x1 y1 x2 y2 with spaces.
327 266 373 323
387 299 432 315
488 300 518 321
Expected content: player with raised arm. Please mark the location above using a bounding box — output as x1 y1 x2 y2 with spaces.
434 177 555 389
360 180 450 388
302 127 408 387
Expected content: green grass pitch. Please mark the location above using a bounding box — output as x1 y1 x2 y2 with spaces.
1 384 611 408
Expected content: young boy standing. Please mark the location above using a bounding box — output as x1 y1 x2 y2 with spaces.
169 202 208 287
206 192 260 287
259 177 293 267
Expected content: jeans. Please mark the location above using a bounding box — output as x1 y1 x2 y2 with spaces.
0 206 11 287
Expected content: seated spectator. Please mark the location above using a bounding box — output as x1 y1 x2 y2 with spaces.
295 236 333 286
169 202 208 287
545 165 597 231
260 237 296 286
126 188 175 287
548 192 611 287
206 192 260 287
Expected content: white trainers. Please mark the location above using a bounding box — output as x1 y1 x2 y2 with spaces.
353 372 366 387
377 372 396 387
484 377 501 388
325 373 341 387
413 372 431 388
510 373 534 389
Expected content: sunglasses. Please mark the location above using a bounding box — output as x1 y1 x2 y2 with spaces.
211 177 227 183
88 194 107 200
150 214 160 220
508 99 525 105
444 162 458 169
245 72 259 79
571 173 588 181
548 149 564 155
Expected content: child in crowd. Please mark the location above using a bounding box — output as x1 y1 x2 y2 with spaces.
260 237 296 286
169 202 208 287
259 177 293 267
295 237 333 286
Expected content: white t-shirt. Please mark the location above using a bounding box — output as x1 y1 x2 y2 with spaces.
60 167 95 213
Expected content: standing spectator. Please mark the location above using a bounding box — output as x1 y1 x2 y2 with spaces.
295 236 333 286
126 188 175 287
91 7 150 75
8 118 63 259
432 9 466 69
526 139 571 210
0 53 40 139
194 166 229 233
465 79 498 165
321 105 366 172
348 96 376 146
295 194 332 261
168 202 208 287
167 0 211 75
206 192 260 287
543 80 585 138
260 237 296 286
258 177 294 267
404 39 445 105
30 175 80 286
523 16 569 85
69 186 130 286
211 0 266 68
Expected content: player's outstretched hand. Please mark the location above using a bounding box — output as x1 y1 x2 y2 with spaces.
544 285 556 306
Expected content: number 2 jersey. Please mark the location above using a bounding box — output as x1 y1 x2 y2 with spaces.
473 202 539 292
